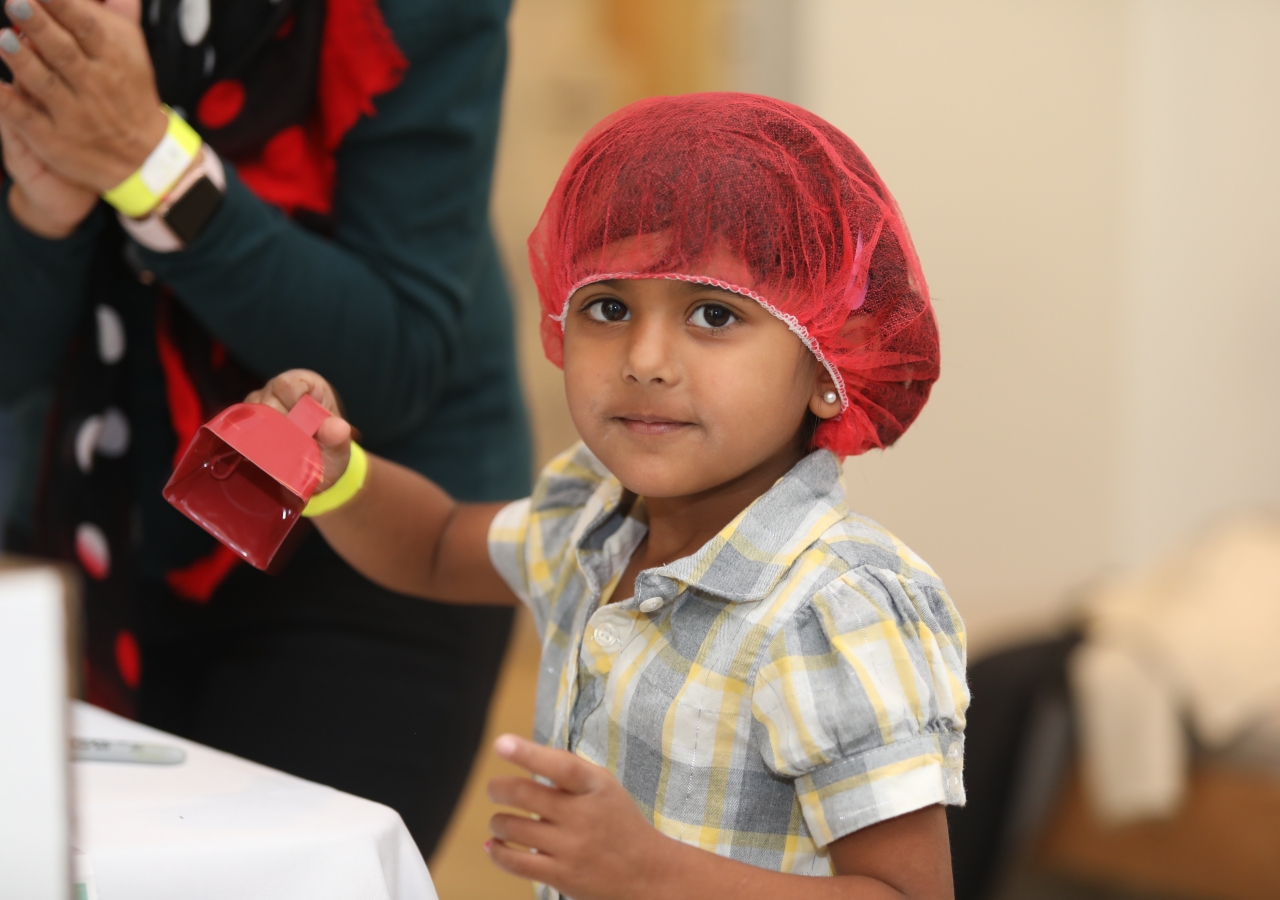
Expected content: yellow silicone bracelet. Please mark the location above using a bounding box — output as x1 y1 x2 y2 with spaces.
302 442 369 518
103 107 203 218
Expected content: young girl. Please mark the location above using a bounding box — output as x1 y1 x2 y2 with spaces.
251 93 967 900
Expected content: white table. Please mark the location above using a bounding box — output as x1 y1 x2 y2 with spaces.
72 701 438 900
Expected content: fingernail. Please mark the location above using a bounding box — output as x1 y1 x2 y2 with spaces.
483 840 493 851
0 29 20 54
7 0 32 21
494 734 518 756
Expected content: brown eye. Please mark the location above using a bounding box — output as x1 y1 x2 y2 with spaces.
587 298 630 322
690 303 737 329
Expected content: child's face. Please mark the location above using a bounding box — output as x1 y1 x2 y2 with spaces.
562 278 832 500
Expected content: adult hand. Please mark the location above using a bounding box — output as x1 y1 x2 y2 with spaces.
1 114 96 238
0 0 144 237
486 734 666 900
245 370 355 491
0 0 167 195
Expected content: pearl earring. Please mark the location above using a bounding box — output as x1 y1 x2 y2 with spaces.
822 391 838 405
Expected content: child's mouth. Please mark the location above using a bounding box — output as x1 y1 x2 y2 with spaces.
614 416 692 436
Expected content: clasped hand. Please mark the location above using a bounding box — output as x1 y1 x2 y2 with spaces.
0 0 164 235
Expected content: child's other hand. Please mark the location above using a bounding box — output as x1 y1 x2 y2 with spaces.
486 734 664 900
246 369 353 490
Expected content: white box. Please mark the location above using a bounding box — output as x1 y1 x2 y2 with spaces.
0 566 70 900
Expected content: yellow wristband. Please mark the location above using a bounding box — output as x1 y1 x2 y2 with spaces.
103 107 203 218
302 442 368 518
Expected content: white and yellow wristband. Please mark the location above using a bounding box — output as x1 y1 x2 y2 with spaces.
302 442 369 518
103 107 203 219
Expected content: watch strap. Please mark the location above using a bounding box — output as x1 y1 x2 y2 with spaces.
119 146 226 253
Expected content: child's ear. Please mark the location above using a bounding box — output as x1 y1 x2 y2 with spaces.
808 368 842 420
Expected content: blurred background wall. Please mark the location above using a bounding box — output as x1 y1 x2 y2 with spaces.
795 0 1280 653
796 0 1128 652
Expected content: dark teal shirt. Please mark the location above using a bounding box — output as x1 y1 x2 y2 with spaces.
0 0 530 576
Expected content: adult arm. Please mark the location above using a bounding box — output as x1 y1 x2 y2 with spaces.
0 19 105 402
139 1 513 445
0 0 514 443
0 179 103 401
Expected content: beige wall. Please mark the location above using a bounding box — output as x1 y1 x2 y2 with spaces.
1114 0 1280 564
788 0 1280 651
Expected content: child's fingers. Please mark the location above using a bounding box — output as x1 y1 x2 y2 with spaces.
315 416 351 450
488 812 559 854
493 734 600 795
246 370 341 417
269 372 322 411
487 775 567 820
243 386 289 416
486 837 558 883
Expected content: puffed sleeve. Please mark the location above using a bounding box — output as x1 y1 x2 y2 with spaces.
752 565 969 846
488 496 533 610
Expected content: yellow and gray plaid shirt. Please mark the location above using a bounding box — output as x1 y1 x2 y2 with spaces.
489 443 968 887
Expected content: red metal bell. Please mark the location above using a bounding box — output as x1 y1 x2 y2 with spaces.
163 394 331 571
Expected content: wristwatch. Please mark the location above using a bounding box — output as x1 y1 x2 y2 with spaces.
119 145 227 253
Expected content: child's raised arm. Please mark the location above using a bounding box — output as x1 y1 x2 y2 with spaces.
247 370 518 607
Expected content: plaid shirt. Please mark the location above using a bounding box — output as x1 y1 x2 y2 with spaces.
489 444 968 890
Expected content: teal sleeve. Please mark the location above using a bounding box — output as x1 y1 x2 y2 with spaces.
0 184 106 402
137 1 512 446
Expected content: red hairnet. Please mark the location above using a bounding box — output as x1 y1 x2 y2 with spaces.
528 92 939 458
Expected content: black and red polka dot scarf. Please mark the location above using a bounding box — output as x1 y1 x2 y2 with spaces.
148 0 406 218
29 0 405 715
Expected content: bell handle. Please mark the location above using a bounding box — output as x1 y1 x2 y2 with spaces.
286 393 332 437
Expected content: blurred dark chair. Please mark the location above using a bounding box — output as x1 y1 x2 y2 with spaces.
952 631 1280 900
948 633 1080 900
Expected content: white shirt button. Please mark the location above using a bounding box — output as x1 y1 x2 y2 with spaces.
947 771 962 793
638 597 664 614
593 625 618 647
946 743 961 763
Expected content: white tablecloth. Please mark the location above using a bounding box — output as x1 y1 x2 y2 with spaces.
72 701 438 900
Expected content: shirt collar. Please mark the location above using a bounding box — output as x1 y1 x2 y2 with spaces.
578 449 848 604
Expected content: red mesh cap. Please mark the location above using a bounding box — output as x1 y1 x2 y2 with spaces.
529 92 939 458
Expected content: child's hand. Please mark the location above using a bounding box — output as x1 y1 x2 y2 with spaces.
245 369 353 490
486 734 665 900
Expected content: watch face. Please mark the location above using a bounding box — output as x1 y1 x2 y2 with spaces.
163 176 225 246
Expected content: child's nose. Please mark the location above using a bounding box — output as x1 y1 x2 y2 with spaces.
622 318 679 386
